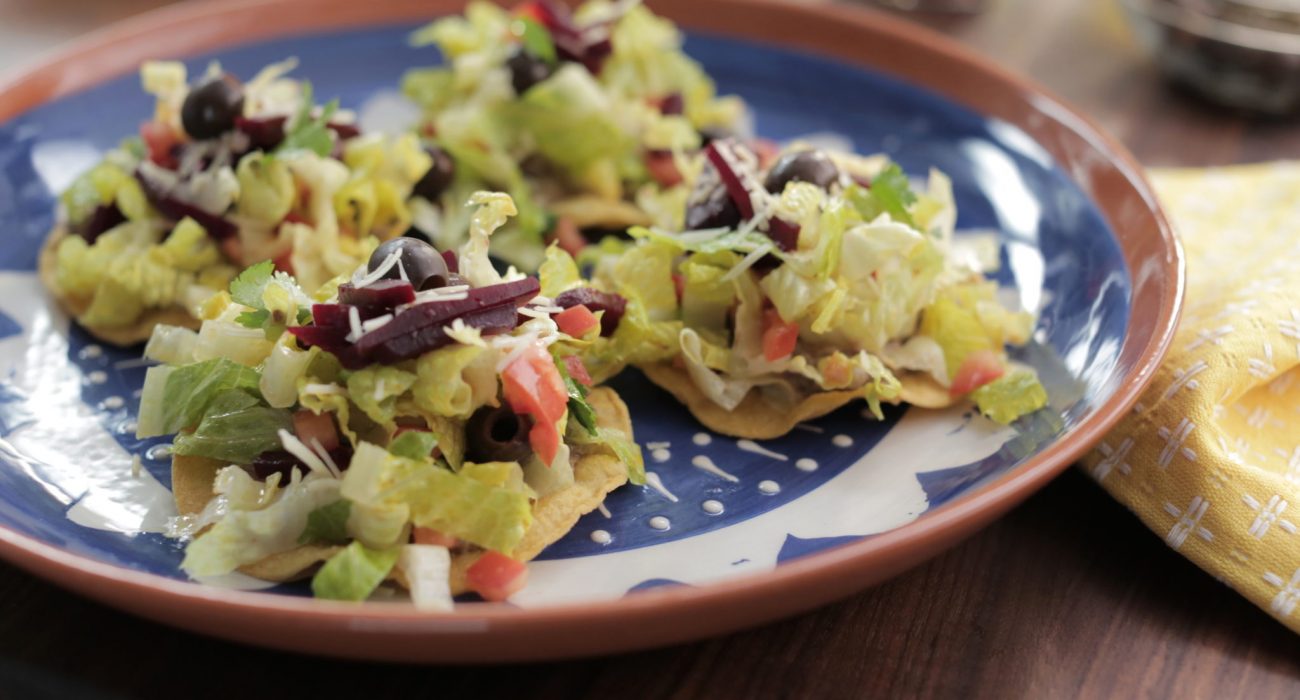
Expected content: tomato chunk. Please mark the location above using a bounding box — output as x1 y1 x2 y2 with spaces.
761 308 800 362
502 346 568 464
140 120 180 168
549 216 586 257
293 410 339 452
563 355 593 387
644 150 683 188
554 304 600 338
466 551 529 602
412 526 459 549
949 349 1006 397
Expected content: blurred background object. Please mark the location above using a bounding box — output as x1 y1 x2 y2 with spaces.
1123 0 1300 113
872 0 989 12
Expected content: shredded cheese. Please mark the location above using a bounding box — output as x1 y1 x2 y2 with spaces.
278 429 333 478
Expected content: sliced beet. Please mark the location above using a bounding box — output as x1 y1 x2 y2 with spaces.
658 92 684 116
235 115 360 152
328 122 361 141
554 287 627 336
337 279 416 312
134 166 238 240
235 115 286 151
441 249 459 274
75 203 127 243
310 303 354 329
766 217 801 252
352 277 539 358
702 140 801 251
368 304 519 364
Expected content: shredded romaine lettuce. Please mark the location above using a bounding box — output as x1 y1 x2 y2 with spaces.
413 345 497 419
299 500 353 545
172 389 293 464
310 541 401 601
341 441 532 554
346 365 417 427
139 358 261 437
972 370 1048 424
181 467 341 577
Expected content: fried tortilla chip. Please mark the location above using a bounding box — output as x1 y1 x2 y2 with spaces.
39 226 199 347
640 362 956 440
171 387 634 589
549 195 652 230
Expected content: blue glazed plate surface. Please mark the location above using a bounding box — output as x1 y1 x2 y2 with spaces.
0 23 1128 607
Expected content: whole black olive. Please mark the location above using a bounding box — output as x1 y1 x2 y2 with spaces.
684 183 741 231
465 405 533 464
402 227 432 244
506 45 553 96
763 149 840 194
369 237 450 290
412 146 456 202
180 74 245 140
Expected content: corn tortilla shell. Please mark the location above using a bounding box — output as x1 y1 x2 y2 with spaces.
171 387 634 589
39 226 199 347
548 195 651 230
640 361 956 440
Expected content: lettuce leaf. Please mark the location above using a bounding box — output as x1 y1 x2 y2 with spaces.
389 430 437 461
310 541 400 601
972 370 1048 424
299 500 353 545
412 345 497 420
346 365 417 427
538 244 582 298
181 468 342 577
172 389 293 464
143 358 261 437
340 441 531 554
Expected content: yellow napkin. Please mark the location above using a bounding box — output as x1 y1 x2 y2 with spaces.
1084 163 1300 631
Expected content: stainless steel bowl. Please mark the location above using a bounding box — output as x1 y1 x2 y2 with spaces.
1123 0 1300 113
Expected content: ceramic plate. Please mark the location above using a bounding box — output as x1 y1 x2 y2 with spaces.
0 0 1181 661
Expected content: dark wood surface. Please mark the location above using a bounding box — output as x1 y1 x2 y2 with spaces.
3 1 1300 698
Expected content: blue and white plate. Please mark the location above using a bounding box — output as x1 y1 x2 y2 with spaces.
0 0 1180 661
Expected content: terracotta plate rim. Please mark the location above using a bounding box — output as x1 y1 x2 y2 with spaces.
0 0 1183 661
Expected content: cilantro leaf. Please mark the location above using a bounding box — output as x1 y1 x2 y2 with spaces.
299 500 353 545
555 357 598 437
845 164 917 228
512 17 557 65
229 260 276 309
275 82 339 158
235 308 270 329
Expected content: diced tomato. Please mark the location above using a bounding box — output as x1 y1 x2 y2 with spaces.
512 0 547 25
412 526 459 549
272 250 295 275
293 410 339 452
549 215 586 256
672 273 685 302
283 212 310 226
761 308 800 362
466 551 529 602
554 304 599 338
219 238 243 264
751 138 781 170
563 355 593 387
644 150 683 188
502 346 568 464
140 120 180 169
949 349 1005 397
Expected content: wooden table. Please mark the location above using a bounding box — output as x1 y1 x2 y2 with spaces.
3 1 1299 697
